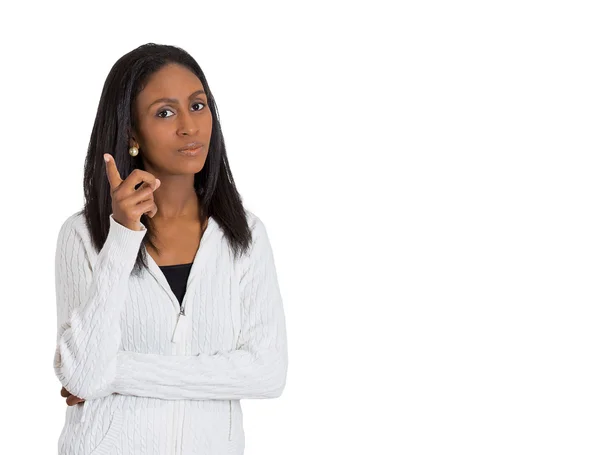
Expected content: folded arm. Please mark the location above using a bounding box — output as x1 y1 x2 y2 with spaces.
112 216 288 400
53 214 147 400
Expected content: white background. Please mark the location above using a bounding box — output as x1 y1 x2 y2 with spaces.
0 1 599 454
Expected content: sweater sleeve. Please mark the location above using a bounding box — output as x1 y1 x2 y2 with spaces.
53 214 147 400
111 216 288 400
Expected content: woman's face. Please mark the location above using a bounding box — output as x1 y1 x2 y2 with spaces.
132 63 212 175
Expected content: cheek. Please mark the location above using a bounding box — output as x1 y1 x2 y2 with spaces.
142 121 172 146
203 110 213 125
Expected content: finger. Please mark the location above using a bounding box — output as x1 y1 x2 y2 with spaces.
104 154 123 191
131 199 158 219
122 169 159 193
60 387 70 397
146 203 158 218
122 181 159 209
137 179 161 193
131 184 159 219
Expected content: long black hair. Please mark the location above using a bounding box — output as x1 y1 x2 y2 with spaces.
80 43 252 277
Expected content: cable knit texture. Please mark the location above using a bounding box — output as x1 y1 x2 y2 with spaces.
53 209 288 455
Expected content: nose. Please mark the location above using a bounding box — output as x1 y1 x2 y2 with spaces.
176 110 199 136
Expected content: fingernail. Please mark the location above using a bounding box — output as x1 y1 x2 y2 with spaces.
155 179 161 188
104 154 110 163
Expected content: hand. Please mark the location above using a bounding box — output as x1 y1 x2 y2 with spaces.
60 386 85 406
103 153 161 231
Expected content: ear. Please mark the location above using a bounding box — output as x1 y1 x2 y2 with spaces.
127 126 139 146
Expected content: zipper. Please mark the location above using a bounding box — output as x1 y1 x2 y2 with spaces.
172 307 186 343
173 400 183 455
173 398 179 453
172 316 180 455
228 400 233 440
164 296 187 454
173 304 187 454
179 400 185 453
177 315 186 455
143 218 214 454
80 400 88 423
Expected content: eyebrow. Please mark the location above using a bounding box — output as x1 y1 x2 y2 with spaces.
147 89 206 111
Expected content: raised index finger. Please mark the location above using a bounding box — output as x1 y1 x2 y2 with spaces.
104 154 122 191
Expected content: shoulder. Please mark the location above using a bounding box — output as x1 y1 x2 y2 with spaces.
57 210 87 235
243 208 269 241
55 210 94 250
241 208 277 261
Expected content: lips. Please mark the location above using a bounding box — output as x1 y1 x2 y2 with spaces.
178 145 203 156
178 142 203 152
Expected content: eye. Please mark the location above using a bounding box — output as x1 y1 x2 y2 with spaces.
157 108 174 119
157 102 205 118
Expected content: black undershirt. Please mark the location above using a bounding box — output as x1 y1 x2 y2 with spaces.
158 262 193 306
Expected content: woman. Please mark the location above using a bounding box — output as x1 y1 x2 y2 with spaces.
53 43 288 455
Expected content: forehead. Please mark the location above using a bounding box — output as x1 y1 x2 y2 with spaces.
137 64 204 103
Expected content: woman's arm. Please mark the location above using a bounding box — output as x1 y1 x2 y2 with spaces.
111 216 289 400
53 214 147 400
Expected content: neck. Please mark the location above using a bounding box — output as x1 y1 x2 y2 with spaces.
151 177 200 222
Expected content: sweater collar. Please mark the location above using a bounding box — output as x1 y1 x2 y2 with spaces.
143 217 217 315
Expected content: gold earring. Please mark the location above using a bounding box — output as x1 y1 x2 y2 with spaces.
129 146 139 157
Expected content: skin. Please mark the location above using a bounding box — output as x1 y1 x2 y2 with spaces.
130 62 212 222
61 62 213 406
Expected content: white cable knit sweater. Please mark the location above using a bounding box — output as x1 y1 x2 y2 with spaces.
53 209 288 455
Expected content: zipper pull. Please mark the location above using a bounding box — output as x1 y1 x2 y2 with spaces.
171 309 187 343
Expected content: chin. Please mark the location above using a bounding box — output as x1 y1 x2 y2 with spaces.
183 159 207 173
